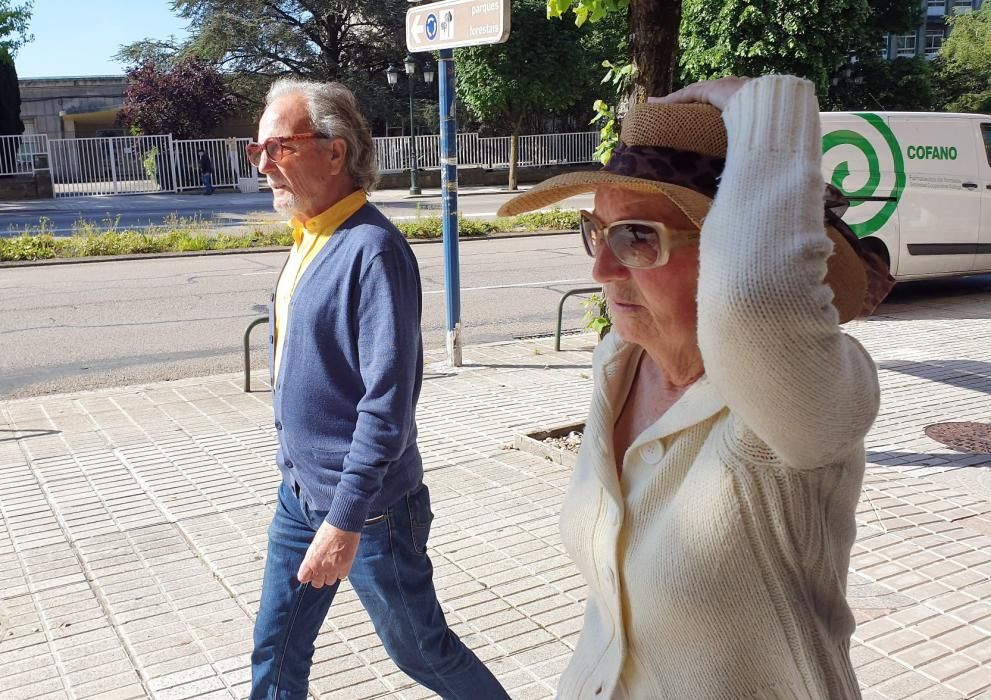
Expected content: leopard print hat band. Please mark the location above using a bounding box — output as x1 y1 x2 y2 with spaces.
604 143 726 199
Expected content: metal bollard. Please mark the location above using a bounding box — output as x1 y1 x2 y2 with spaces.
243 315 268 392
555 286 601 351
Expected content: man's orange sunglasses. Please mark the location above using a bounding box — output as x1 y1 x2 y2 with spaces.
245 132 331 167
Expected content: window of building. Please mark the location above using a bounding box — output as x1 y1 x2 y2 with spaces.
895 34 918 57
983 125 991 168
952 0 973 13
928 0 946 13
925 30 945 56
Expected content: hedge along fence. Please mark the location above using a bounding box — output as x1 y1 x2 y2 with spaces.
0 210 581 262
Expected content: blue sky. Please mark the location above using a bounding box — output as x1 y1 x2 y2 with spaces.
15 0 189 78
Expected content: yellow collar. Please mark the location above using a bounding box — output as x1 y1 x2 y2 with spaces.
289 190 368 245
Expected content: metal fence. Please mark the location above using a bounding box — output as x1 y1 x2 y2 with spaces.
15 130 599 198
0 134 49 176
49 135 177 197
374 131 598 172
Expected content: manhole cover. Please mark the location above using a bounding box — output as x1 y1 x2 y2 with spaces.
924 422 991 454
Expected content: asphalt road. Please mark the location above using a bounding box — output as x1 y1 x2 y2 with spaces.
0 186 578 235
4 208 989 399
0 232 599 398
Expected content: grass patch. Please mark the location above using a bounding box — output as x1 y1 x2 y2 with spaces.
0 208 577 262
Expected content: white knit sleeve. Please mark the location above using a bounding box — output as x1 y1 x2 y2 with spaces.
695 75 880 469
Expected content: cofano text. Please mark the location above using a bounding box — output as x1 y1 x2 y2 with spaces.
906 145 958 160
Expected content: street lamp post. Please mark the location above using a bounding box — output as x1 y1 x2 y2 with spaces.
386 56 435 196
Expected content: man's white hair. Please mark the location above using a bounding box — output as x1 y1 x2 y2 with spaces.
266 79 380 193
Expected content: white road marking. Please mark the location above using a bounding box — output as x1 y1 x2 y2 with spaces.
242 271 279 275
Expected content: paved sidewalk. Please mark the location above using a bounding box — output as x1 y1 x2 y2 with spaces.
2 286 991 699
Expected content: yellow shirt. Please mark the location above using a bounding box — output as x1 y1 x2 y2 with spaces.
274 190 367 378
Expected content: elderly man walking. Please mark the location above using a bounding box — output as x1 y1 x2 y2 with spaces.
247 79 508 700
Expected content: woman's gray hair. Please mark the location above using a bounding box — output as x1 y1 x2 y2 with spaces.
266 78 380 193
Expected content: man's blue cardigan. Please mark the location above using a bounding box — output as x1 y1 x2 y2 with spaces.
267 203 424 532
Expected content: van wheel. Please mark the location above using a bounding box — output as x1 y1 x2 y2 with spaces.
860 237 890 269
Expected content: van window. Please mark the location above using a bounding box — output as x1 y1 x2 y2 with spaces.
984 124 991 167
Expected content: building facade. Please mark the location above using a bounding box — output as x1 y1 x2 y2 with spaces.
18 76 255 142
19 76 128 141
883 0 985 60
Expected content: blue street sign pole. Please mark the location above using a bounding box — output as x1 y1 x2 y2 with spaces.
438 48 462 366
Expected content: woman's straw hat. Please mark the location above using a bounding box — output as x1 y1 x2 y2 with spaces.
497 102 867 323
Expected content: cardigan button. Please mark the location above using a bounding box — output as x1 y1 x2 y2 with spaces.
275 421 282 430
285 460 293 469
640 441 663 464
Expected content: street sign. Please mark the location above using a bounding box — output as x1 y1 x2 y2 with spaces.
406 0 510 52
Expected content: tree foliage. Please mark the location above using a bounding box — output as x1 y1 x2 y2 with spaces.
117 0 414 127
0 47 22 138
829 56 935 111
933 2 991 113
0 0 32 56
679 0 870 93
458 0 620 188
0 0 29 145
548 0 680 97
679 0 934 104
118 57 236 139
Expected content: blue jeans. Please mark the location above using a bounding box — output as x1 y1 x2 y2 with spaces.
201 173 213 194
250 481 508 700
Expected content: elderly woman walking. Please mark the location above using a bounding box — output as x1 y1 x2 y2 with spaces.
499 75 889 699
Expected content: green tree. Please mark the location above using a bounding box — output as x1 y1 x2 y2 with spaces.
457 0 611 189
0 0 31 175
933 2 991 113
0 47 20 137
679 0 870 93
830 56 935 111
549 0 681 97
116 0 414 130
0 47 22 180
824 0 927 110
0 0 32 56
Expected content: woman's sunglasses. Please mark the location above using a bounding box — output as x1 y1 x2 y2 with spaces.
245 132 331 167
580 210 700 269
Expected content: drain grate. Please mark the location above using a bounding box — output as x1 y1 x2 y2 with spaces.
924 422 991 454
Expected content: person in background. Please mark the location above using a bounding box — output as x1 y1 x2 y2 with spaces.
198 149 214 195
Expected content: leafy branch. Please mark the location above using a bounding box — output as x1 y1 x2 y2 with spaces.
590 60 635 164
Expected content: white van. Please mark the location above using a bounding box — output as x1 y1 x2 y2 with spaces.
820 112 991 280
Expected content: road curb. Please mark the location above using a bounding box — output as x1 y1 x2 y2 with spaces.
0 229 578 268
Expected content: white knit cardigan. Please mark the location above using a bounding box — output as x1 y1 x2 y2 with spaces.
556 76 881 700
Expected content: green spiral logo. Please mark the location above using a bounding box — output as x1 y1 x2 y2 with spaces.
821 113 906 238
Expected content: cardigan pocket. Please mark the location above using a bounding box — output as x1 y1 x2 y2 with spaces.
308 447 348 469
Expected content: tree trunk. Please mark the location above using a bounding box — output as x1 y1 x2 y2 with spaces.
508 127 519 191
629 0 683 102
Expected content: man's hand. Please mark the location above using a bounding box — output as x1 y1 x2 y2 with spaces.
297 522 361 588
650 76 751 112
